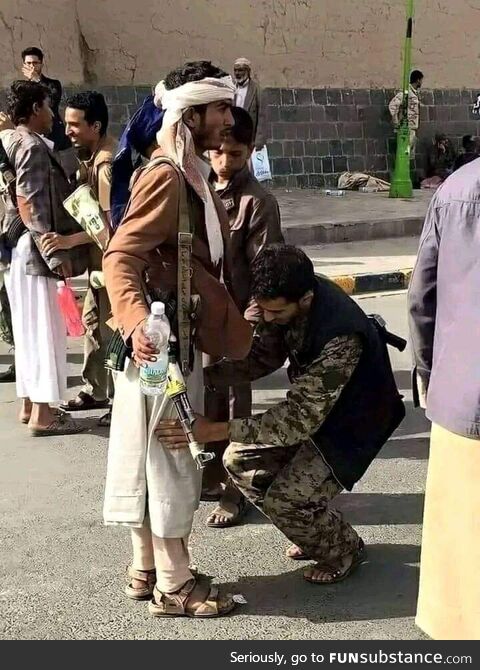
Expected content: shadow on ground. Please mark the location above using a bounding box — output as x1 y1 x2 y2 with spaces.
223 543 420 624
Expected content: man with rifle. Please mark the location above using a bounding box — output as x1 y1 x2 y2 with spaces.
102 61 252 618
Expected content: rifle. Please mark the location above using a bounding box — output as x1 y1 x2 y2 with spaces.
166 335 215 470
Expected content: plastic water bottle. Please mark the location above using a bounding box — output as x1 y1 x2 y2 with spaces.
323 189 346 196
139 301 171 396
56 281 85 337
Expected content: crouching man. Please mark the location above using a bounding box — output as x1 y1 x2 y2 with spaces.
157 245 405 584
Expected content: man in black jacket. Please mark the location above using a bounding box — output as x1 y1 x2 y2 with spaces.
21 47 75 176
157 245 405 585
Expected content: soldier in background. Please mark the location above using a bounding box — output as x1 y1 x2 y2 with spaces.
388 69 424 155
157 245 405 585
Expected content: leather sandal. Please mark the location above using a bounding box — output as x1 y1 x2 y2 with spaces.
304 539 366 585
29 413 82 437
125 567 156 600
59 391 110 412
148 577 236 618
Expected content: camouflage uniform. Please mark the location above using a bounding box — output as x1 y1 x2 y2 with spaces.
208 323 363 563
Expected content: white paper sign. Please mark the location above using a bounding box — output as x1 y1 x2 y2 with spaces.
251 146 272 182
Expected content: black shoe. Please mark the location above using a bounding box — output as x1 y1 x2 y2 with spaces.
0 364 15 383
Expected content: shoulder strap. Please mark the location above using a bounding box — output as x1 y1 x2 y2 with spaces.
134 156 193 375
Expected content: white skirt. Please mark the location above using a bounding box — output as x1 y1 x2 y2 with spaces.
4 234 67 404
103 354 204 538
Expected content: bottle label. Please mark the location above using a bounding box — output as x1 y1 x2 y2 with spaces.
140 361 167 387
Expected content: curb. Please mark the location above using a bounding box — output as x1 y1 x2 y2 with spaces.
283 217 424 245
74 269 414 305
331 269 413 296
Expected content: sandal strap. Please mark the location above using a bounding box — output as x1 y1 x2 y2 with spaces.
127 566 156 585
152 579 197 615
194 584 220 617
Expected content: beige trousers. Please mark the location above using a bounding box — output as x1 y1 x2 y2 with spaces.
131 517 192 593
416 423 480 640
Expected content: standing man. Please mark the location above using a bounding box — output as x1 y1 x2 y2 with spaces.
388 69 424 155
158 245 405 585
233 58 266 150
21 47 75 175
408 161 480 639
54 92 115 425
203 105 283 527
3 81 87 435
103 61 252 618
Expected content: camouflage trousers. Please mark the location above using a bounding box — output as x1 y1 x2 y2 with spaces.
224 439 359 562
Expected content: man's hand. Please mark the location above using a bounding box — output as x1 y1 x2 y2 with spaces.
41 232 73 256
156 414 229 448
255 142 265 151
131 321 157 367
22 64 41 82
155 419 188 449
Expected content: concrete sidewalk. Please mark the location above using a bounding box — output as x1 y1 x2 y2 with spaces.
276 189 431 245
72 236 420 300
306 236 419 295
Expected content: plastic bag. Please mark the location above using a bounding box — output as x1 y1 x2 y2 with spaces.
251 146 272 182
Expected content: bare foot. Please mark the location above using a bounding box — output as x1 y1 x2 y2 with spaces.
206 492 246 527
18 398 32 424
285 544 310 560
304 541 365 584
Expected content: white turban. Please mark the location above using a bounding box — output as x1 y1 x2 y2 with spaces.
152 76 235 266
154 76 235 125
234 57 252 68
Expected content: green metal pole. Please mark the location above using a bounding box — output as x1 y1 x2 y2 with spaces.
389 0 414 198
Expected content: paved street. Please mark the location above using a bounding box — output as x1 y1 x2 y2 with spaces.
0 282 430 640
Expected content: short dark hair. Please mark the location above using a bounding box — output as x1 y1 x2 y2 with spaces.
462 134 476 151
410 70 424 84
164 61 228 90
7 80 49 126
21 47 44 62
66 90 109 136
229 106 254 145
251 245 316 302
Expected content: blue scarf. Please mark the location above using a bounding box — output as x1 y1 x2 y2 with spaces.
110 95 164 230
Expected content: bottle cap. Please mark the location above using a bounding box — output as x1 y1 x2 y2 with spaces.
151 301 165 316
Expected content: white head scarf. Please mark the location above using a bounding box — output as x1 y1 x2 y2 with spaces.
234 57 252 68
154 76 235 265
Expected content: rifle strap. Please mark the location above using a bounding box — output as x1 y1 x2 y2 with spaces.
132 156 193 376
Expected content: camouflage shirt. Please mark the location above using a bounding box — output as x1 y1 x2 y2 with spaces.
205 319 362 446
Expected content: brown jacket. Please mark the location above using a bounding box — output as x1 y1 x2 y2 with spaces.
78 135 116 271
5 126 88 277
213 166 283 319
103 149 253 360
78 135 116 214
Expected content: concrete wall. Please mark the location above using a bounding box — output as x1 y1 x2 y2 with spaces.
1 0 480 88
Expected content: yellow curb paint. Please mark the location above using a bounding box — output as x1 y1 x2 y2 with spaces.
333 276 355 295
331 268 414 295
403 269 413 286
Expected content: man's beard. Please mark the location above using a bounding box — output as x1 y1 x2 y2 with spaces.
236 77 249 87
